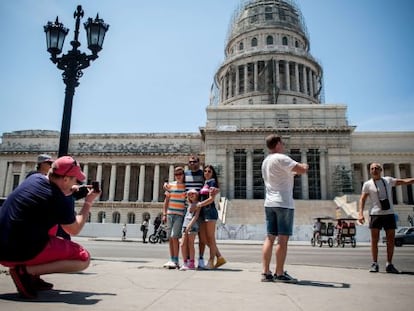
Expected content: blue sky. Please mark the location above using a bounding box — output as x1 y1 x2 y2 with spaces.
1 0 413 138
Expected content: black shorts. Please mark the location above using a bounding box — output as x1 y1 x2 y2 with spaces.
369 214 397 230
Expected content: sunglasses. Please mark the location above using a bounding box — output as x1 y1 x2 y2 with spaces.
371 167 381 170
189 160 198 164
174 172 184 176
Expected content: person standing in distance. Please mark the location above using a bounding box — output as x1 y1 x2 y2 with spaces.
26 154 54 177
358 162 414 274
261 134 308 283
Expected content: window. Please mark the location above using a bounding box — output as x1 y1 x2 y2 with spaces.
307 149 321 199
239 42 244 51
289 150 302 199
251 37 258 47
112 211 121 224
295 40 299 48
253 150 265 199
265 6 273 20
266 35 273 45
279 9 286 21
282 36 288 46
234 149 246 199
98 211 106 223
127 212 136 224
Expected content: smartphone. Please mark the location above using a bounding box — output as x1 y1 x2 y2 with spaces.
92 181 100 193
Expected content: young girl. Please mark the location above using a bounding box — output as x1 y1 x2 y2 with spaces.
180 189 201 270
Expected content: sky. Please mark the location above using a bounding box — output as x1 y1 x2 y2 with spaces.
1 0 413 139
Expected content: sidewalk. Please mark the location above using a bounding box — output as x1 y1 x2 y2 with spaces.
0 241 412 311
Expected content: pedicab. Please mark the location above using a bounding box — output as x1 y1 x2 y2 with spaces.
310 217 335 247
334 218 357 248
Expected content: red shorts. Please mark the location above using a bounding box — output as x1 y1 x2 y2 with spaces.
0 236 90 268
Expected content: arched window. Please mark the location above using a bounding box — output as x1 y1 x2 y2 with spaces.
98 211 106 223
266 35 274 45
295 40 299 48
282 36 288 46
239 42 244 50
251 37 258 47
112 211 121 224
127 212 136 224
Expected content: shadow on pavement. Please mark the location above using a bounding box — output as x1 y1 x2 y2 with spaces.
296 280 350 288
0 289 116 305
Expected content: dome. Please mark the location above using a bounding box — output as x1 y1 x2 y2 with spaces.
226 0 309 54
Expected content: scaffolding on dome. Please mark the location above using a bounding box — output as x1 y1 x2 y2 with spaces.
226 0 309 45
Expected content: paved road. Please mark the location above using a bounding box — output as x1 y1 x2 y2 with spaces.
81 238 414 272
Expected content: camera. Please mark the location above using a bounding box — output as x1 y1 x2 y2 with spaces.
92 181 100 193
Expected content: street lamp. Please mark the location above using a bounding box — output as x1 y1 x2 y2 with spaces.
44 5 109 157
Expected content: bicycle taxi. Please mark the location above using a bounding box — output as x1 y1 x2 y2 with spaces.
334 218 357 248
310 216 335 247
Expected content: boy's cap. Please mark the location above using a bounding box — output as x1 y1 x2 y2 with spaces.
37 154 53 163
52 156 86 182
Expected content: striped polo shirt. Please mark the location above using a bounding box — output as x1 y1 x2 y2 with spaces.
166 181 186 216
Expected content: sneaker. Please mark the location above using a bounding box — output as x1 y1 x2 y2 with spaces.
198 258 206 270
369 262 379 273
32 276 53 291
9 266 37 299
274 271 298 284
205 259 214 270
261 272 274 282
214 256 227 269
179 264 190 271
163 261 178 269
386 264 399 274
187 262 196 270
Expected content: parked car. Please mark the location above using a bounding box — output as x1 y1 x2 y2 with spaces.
383 227 414 246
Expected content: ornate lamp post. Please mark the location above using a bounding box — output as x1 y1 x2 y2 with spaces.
44 5 109 157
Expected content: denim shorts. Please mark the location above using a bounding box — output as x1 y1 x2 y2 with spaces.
265 206 294 236
202 206 218 221
166 214 184 239
182 221 199 234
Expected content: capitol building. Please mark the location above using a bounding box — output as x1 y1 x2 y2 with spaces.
1 0 413 237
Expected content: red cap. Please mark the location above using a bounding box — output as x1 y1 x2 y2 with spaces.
52 156 86 182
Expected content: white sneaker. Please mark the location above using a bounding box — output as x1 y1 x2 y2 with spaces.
198 258 206 269
163 261 177 269
179 264 190 271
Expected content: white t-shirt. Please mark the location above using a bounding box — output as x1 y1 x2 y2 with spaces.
361 176 396 215
262 153 297 209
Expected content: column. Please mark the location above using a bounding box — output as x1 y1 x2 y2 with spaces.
123 164 131 202
246 149 253 199
301 149 309 199
235 65 240 96
411 163 414 198
223 75 227 100
19 163 26 185
152 164 160 202
96 164 103 184
308 69 314 97
394 163 403 204
362 163 369 182
285 61 290 91
4 162 13 196
302 66 308 95
228 150 235 199
275 59 280 88
319 149 327 200
168 165 174 182
254 61 258 91
138 164 145 202
294 63 300 92
108 164 117 201
82 163 89 183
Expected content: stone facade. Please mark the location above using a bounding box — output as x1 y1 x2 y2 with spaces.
1 0 414 228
